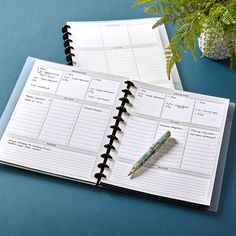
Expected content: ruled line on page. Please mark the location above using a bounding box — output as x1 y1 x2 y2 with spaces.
69 104 111 152
0 138 96 181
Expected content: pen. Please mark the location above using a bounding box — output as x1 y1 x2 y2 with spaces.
128 130 171 176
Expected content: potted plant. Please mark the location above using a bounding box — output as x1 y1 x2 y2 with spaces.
132 0 236 78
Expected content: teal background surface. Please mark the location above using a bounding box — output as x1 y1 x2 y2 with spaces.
0 0 236 235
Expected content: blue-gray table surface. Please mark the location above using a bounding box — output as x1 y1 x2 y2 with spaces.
0 1 236 235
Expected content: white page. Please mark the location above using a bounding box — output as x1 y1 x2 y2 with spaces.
102 81 229 206
0 59 128 184
69 105 111 152
129 23 160 45
8 94 52 139
102 26 130 47
66 18 182 90
161 94 195 122
39 99 82 145
74 50 109 73
133 46 168 83
72 27 104 48
106 48 139 79
56 72 91 99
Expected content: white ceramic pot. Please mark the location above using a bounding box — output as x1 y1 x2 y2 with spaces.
198 29 233 60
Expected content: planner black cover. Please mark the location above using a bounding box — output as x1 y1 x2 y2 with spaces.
0 57 233 212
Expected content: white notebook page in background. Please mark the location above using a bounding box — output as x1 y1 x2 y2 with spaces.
0 59 126 183
103 82 229 205
67 18 182 89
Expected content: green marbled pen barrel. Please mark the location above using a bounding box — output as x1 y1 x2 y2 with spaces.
128 130 171 176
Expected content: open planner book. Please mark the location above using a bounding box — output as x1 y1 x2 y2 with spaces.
0 58 233 211
62 18 182 90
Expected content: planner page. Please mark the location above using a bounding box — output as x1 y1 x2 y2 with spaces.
66 18 182 90
0 59 127 184
102 81 229 205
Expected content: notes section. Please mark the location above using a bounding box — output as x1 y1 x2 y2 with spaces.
107 161 211 205
0 138 96 181
70 105 111 152
9 94 51 139
39 99 81 145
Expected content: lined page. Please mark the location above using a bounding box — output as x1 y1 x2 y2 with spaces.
103 83 229 205
133 46 168 83
8 94 51 139
75 50 108 73
0 59 126 183
152 122 188 168
109 161 210 205
106 48 139 78
67 18 181 89
118 116 158 161
0 138 96 180
181 128 219 175
39 99 82 145
69 105 111 152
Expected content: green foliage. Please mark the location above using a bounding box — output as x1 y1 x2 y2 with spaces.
132 0 236 79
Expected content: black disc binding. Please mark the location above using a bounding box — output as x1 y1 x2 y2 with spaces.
61 24 74 65
94 81 135 185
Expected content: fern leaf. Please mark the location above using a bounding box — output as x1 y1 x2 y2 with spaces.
177 23 191 31
166 56 175 80
221 10 236 25
229 48 236 70
185 32 197 61
152 14 170 28
179 38 187 52
144 4 162 14
132 0 156 8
